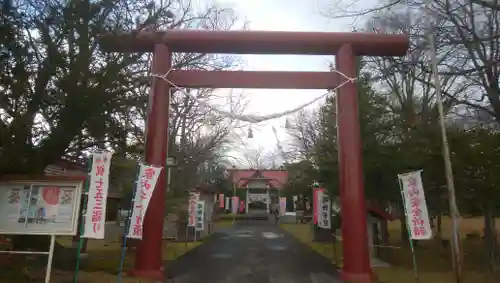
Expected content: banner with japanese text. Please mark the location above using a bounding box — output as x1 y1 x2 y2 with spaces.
279 197 287 216
225 197 229 210
82 151 113 239
188 192 199 227
231 196 239 214
313 188 325 224
195 200 205 231
398 170 432 240
219 193 224 208
317 191 331 229
239 200 245 213
127 164 163 239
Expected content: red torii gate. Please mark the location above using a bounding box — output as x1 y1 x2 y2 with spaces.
98 30 409 283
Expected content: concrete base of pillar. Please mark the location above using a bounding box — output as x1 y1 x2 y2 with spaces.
128 267 164 280
340 270 375 283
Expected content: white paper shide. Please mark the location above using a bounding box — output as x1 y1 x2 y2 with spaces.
127 164 163 239
399 170 432 240
83 151 113 239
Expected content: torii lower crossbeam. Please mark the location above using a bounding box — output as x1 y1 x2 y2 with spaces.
98 30 409 283
167 71 343 89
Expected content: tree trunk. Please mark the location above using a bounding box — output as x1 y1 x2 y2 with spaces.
436 213 443 241
483 206 500 272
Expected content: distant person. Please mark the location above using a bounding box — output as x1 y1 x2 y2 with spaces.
274 206 280 223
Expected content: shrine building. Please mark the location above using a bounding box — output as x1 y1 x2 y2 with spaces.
230 169 288 214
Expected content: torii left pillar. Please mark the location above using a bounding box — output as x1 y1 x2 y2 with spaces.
128 44 171 279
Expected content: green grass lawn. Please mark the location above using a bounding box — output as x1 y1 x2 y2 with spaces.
281 220 500 283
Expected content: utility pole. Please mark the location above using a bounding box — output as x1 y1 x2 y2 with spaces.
424 1 462 282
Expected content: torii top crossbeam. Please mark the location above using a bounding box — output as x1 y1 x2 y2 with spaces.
98 30 409 56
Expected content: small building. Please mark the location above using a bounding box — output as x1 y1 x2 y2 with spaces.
229 169 288 215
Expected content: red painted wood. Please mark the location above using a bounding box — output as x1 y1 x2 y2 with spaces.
99 30 409 56
129 44 171 280
167 70 342 89
336 44 374 283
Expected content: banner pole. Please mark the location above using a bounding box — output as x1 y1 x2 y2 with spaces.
398 176 419 283
72 155 93 283
117 165 141 283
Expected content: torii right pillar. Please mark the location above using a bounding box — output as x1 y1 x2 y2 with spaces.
336 44 373 283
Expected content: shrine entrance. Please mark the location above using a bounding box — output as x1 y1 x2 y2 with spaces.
246 191 269 214
98 30 409 283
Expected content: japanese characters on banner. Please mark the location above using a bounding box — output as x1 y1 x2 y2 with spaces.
239 200 245 213
195 200 205 231
317 190 331 229
279 197 287 216
83 151 113 239
313 188 325 224
127 164 163 239
219 194 224 208
188 192 200 227
231 196 239 214
398 170 432 240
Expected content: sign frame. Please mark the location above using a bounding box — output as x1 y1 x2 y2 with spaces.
0 177 84 236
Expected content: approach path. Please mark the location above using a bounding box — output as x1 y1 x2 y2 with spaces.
165 220 343 283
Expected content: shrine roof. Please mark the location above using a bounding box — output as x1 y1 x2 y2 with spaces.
229 169 288 189
98 30 409 56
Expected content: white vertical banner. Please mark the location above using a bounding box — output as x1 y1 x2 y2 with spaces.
83 151 113 239
225 197 229 211
293 195 298 211
127 164 163 239
398 170 432 240
279 197 287 216
188 192 199 227
231 196 239 214
318 191 331 229
195 200 205 231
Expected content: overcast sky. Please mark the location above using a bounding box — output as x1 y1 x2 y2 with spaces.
205 0 374 166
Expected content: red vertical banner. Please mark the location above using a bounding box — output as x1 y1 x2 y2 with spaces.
313 188 325 224
219 193 224 208
239 200 245 213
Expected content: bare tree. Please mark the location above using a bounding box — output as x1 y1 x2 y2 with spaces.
285 109 321 162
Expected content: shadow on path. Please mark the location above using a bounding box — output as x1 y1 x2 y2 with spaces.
165 220 343 283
